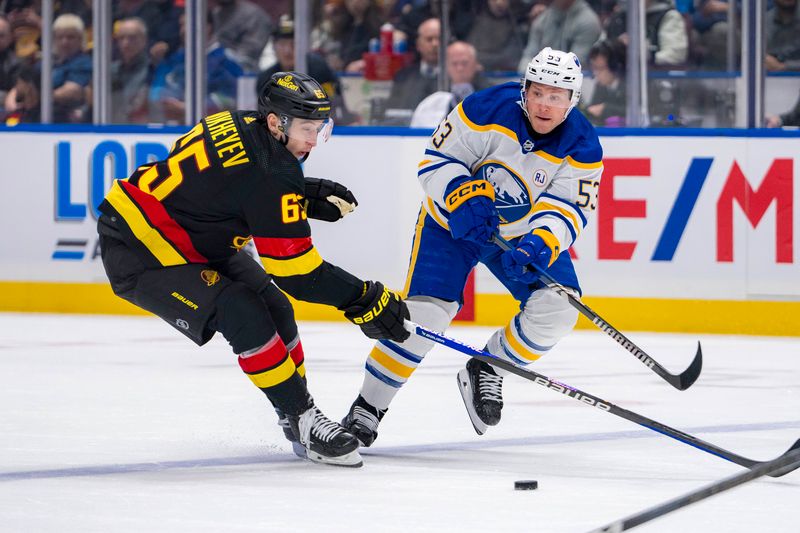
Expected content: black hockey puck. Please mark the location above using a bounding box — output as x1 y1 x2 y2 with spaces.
514 480 538 490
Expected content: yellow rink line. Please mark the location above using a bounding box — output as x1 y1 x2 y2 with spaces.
1 281 799 337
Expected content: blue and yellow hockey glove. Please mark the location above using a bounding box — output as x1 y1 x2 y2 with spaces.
501 229 560 284
445 178 499 244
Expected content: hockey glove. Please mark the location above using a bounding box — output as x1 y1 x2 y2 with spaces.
445 179 499 244
342 281 410 342
501 229 560 284
304 177 358 222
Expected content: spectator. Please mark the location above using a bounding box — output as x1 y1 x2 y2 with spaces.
0 14 20 112
4 61 39 124
385 17 441 114
764 0 800 72
411 40 491 127
111 17 150 124
605 0 689 67
257 15 358 125
582 39 626 126
52 13 92 122
518 0 602 72
692 0 739 69
113 0 182 67
5 12 91 122
396 0 477 45
330 0 384 73
212 0 272 73
55 0 92 27
148 12 243 123
765 89 800 127
4 0 41 61
467 0 525 72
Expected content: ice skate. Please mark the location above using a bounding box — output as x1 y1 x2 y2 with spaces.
275 408 306 458
341 395 387 447
288 405 363 467
457 357 504 435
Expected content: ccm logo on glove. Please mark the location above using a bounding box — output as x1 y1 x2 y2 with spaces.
445 179 495 211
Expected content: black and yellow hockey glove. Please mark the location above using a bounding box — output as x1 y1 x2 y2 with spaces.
342 281 410 342
304 177 358 222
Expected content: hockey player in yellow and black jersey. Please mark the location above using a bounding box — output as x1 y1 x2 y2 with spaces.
96 71 410 468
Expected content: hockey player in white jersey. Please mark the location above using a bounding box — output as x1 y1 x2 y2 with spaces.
343 47 604 442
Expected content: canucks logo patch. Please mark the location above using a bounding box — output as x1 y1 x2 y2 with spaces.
474 163 531 224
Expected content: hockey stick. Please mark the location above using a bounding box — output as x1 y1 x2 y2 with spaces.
590 447 800 532
491 234 702 391
404 320 800 477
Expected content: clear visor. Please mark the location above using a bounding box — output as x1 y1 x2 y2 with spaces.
285 117 334 145
527 86 572 109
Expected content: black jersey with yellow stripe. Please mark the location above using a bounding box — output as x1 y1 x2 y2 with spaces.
98 109 362 308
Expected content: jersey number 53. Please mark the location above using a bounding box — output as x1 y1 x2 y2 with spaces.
577 179 599 210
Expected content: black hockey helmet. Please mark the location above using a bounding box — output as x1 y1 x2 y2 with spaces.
258 71 332 121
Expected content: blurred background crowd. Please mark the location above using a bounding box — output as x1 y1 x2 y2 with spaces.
0 0 798 129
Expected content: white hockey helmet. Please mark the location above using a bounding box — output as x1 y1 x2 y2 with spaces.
521 47 583 120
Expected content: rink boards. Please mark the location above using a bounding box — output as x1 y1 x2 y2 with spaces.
0 125 798 336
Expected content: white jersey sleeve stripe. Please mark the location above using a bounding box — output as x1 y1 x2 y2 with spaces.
529 210 578 243
537 192 588 227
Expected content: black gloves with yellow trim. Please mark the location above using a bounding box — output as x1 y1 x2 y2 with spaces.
341 281 410 342
304 177 358 222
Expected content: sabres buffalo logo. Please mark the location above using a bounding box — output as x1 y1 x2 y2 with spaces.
474 162 532 224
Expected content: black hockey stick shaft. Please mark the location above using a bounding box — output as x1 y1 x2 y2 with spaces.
406 320 800 477
491 234 702 391
590 448 800 532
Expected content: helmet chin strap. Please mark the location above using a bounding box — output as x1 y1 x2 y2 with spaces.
269 112 311 162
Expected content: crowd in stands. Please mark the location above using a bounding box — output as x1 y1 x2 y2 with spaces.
0 0 798 127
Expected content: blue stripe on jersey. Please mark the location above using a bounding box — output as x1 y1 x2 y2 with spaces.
499 336 529 366
514 315 554 352
379 340 424 364
366 362 403 388
424 149 471 171
418 160 454 177
529 211 578 242
537 192 588 227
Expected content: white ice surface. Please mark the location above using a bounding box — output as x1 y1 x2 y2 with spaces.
0 313 798 532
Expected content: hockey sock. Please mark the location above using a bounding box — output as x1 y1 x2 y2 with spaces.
360 339 426 410
286 336 306 379
485 288 579 368
238 334 311 416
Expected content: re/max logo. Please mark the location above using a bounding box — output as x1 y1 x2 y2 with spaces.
586 157 794 264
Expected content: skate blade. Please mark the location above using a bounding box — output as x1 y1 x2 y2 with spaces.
306 449 363 468
456 369 488 436
290 441 306 459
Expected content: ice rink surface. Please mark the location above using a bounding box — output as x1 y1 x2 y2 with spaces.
0 313 798 532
